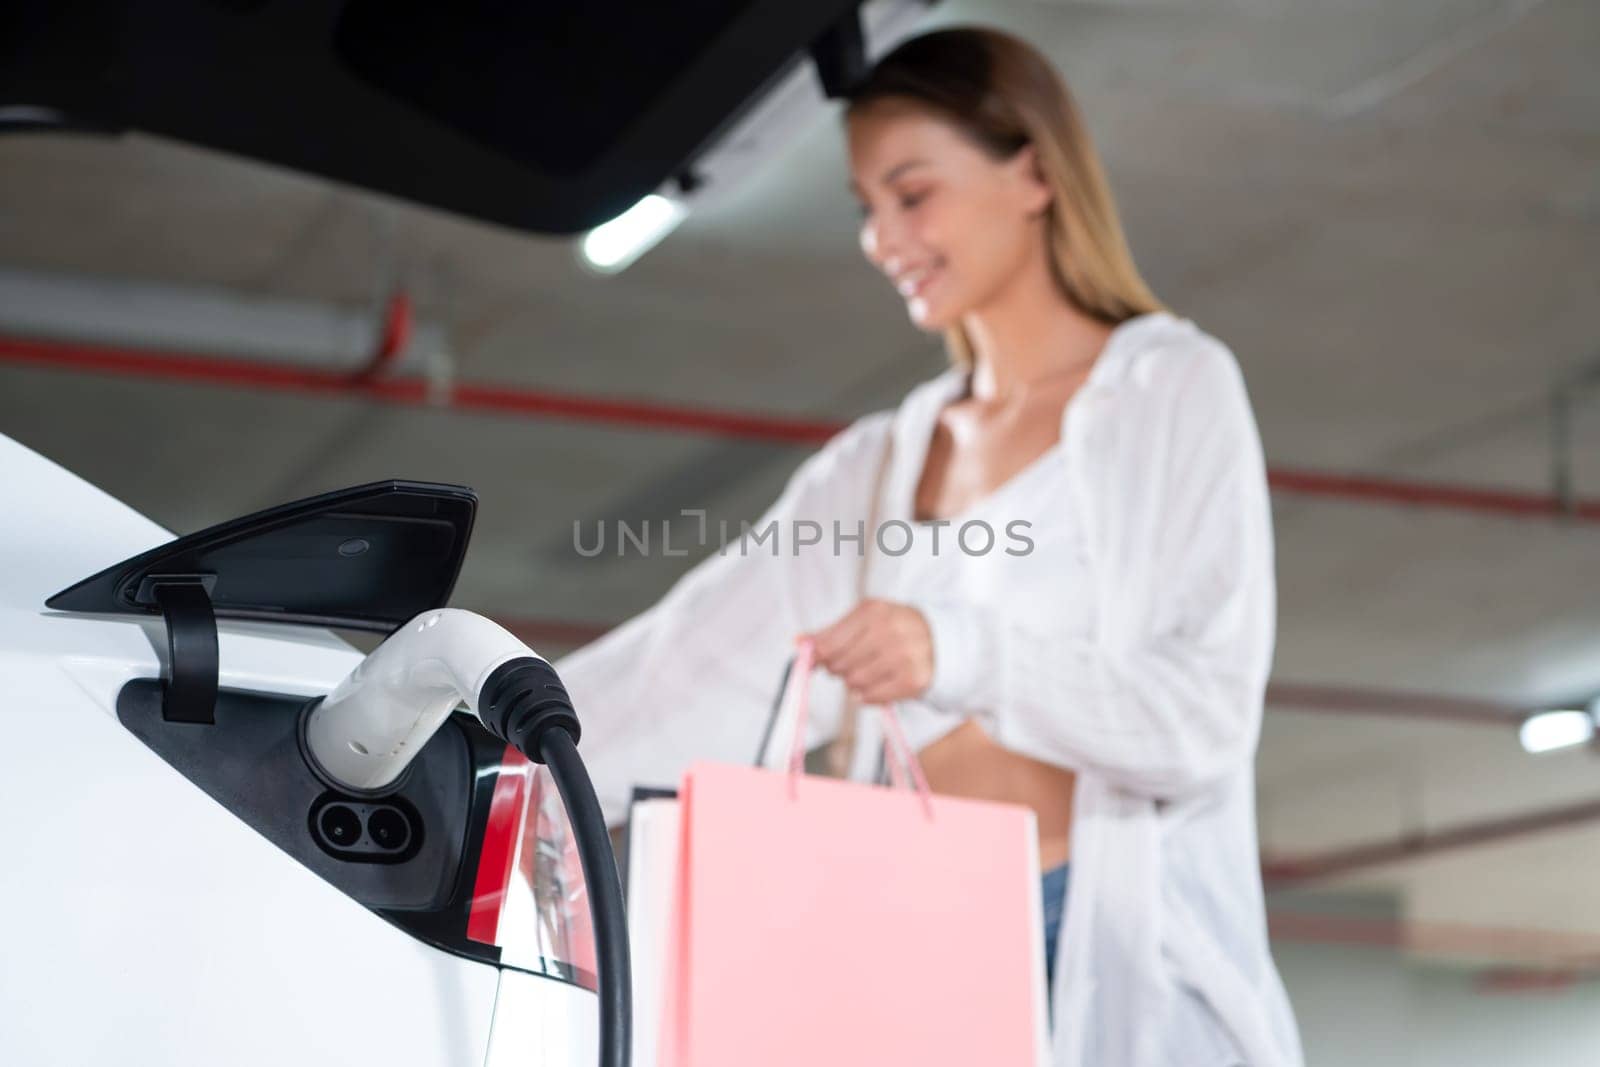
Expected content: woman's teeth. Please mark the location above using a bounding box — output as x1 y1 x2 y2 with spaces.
897 266 939 299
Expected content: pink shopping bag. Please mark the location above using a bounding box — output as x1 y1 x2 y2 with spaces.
658 639 1048 1067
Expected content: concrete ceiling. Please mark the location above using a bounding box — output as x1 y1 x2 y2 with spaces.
2 0 1598 971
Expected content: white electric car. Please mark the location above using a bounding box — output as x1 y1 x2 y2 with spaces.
0 431 623 1066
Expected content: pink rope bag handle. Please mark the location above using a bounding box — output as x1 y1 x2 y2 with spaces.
783 636 934 818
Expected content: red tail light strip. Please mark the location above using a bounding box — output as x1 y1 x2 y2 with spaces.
466 746 532 945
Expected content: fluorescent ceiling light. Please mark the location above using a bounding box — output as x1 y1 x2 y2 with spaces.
1519 709 1595 754
579 195 686 274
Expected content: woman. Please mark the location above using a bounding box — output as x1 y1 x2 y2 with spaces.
557 26 1302 1067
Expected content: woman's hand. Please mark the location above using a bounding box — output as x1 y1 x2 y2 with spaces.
807 598 935 704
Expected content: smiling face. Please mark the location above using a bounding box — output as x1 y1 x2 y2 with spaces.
848 100 1053 331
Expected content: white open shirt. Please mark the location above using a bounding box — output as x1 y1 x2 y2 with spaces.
556 312 1304 1066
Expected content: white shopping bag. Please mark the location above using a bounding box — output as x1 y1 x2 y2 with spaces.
625 793 682 1067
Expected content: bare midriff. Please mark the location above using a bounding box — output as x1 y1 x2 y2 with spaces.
916 719 1075 869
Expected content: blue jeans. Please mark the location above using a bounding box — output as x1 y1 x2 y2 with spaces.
1041 863 1069 995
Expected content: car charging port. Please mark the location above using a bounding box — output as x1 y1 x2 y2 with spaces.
309 793 423 864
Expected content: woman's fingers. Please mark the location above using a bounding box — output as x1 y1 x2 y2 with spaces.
838 639 922 703
809 603 870 664
807 599 935 702
837 643 893 690
847 657 906 703
828 628 886 676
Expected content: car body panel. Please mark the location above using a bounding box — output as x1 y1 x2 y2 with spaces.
0 433 597 1065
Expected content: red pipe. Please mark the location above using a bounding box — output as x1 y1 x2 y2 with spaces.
1264 681 1522 728
1266 910 1600 976
1263 796 1600 887
9 332 1600 519
1267 467 1600 522
1476 969 1584 993
6 333 1600 519
499 617 613 649
351 290 413 382
0 335 844 445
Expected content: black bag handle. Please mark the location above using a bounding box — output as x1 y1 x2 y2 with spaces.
752 655 796 768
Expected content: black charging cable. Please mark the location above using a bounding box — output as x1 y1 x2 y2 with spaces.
479 657 631 1067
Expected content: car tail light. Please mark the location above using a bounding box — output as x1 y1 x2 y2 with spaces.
466 744 597 987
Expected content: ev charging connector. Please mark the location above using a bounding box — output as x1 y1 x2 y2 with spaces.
304 608 629 1067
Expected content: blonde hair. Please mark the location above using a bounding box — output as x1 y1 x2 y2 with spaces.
847 27 1164 366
